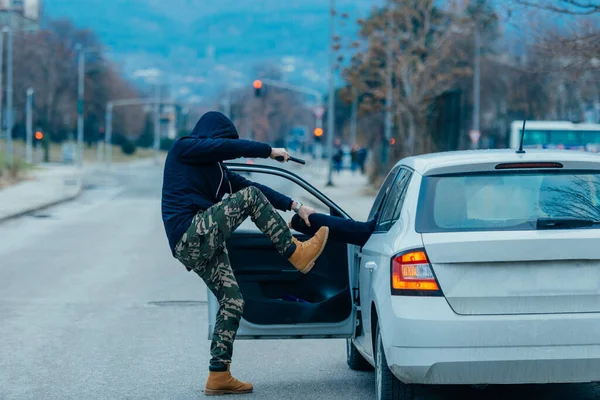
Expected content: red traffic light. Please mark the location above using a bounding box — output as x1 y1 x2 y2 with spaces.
314 127 324 137
253 80 263 89
35 131 43 140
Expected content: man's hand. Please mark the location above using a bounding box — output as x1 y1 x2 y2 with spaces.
297 205 316 227
270 148 290 163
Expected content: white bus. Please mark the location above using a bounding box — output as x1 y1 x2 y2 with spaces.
509 120 600 153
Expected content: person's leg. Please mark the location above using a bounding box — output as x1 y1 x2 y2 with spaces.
290 213 375 248
194 248 244 372
174 216 252 394
194 248 253 395
209 186 294 257
208 186 329 274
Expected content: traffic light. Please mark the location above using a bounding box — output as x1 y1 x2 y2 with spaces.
35 130 43 141
253 80 263 97
313 127 323 143
389 138 396 145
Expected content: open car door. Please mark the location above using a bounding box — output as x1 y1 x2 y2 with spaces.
207 163 357 339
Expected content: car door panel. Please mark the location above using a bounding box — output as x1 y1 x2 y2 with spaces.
229 231 352 325
207 163 356 339
353 166 401 355
357 168 414 356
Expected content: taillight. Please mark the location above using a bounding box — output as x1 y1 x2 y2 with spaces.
391 249 442 296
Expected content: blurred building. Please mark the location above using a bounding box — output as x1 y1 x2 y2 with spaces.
0 0 41 31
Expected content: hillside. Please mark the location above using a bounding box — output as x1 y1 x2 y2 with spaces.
44 0 378 100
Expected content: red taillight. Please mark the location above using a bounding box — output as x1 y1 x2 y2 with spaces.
495 162 563 170
391 250 442 296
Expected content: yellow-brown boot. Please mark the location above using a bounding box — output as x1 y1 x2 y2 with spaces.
205 368 253 396
288 226 329 274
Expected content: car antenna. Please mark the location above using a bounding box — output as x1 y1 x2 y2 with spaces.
516 119 527 154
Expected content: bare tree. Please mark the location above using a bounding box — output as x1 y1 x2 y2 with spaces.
515 0 600 15
12 18 144 145
513 0 600 71
346 0 471 159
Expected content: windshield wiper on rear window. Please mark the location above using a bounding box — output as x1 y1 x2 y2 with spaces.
536 217 600 230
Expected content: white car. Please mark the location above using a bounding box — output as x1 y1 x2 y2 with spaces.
216 150 600 400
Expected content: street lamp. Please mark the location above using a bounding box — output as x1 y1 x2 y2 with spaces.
76 44 85 167
153 80 161 164
326 0 336 187
25 88 34 163
383 0 394 170
5 22 13 166
76 45 107 168
0 28 5 151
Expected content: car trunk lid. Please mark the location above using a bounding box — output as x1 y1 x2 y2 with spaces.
422 230 600 315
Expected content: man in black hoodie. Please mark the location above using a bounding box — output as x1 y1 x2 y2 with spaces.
161 112 329 396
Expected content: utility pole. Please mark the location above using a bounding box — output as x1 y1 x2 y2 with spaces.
472 22 481 150
105 104 113 169
5 7 13 166
153 82 161 164
76 45 85 167
326 0 336 187
350 89 358 146
26 88 34 163
0 29 4 152
224 90 231 119
383 0 393 169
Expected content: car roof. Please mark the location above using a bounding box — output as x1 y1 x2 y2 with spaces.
398 149 600 175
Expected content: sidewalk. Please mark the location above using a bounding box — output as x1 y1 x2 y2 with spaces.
293 164 377 221
0 164 83 222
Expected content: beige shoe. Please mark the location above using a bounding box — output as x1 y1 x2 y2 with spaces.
288 226 329 274
205 370 253 396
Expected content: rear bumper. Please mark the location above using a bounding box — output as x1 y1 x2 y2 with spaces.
379 297 600 385
388 345 600 385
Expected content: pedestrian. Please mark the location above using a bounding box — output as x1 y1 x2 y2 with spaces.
161 111 329 396
350 145 359 174
357 148 367 175
333 147 343 173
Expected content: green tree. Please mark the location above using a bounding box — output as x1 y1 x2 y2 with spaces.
137 114 155 148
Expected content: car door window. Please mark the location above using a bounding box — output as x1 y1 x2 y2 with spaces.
368 166 400 221
376 169 412 232
390 170 413 222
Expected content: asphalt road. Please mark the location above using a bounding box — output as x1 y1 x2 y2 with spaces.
2 161 600 400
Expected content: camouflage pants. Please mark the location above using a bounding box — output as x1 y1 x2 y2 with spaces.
174 186 294 371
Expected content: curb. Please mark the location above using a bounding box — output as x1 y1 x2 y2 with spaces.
0 182 84 224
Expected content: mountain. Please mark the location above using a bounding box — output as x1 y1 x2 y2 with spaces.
44 0 380 101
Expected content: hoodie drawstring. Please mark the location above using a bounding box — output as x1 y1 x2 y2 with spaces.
216 163 233 200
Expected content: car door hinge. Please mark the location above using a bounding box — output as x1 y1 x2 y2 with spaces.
352 287 361 306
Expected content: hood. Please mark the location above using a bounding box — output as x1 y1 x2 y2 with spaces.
190 111 239 140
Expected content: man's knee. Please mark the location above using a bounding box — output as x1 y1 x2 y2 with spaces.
241 185 260 197
219 295 245 318
239 186 265 204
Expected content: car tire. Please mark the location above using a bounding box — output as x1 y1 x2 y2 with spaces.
375 326 414 400
346 339 373 371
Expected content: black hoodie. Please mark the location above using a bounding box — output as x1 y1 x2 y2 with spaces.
161 111 293 255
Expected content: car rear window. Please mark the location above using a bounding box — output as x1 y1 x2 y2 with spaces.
416 170 600 232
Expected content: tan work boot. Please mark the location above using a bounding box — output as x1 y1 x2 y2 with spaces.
288 226 329 274
205 369 253 396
